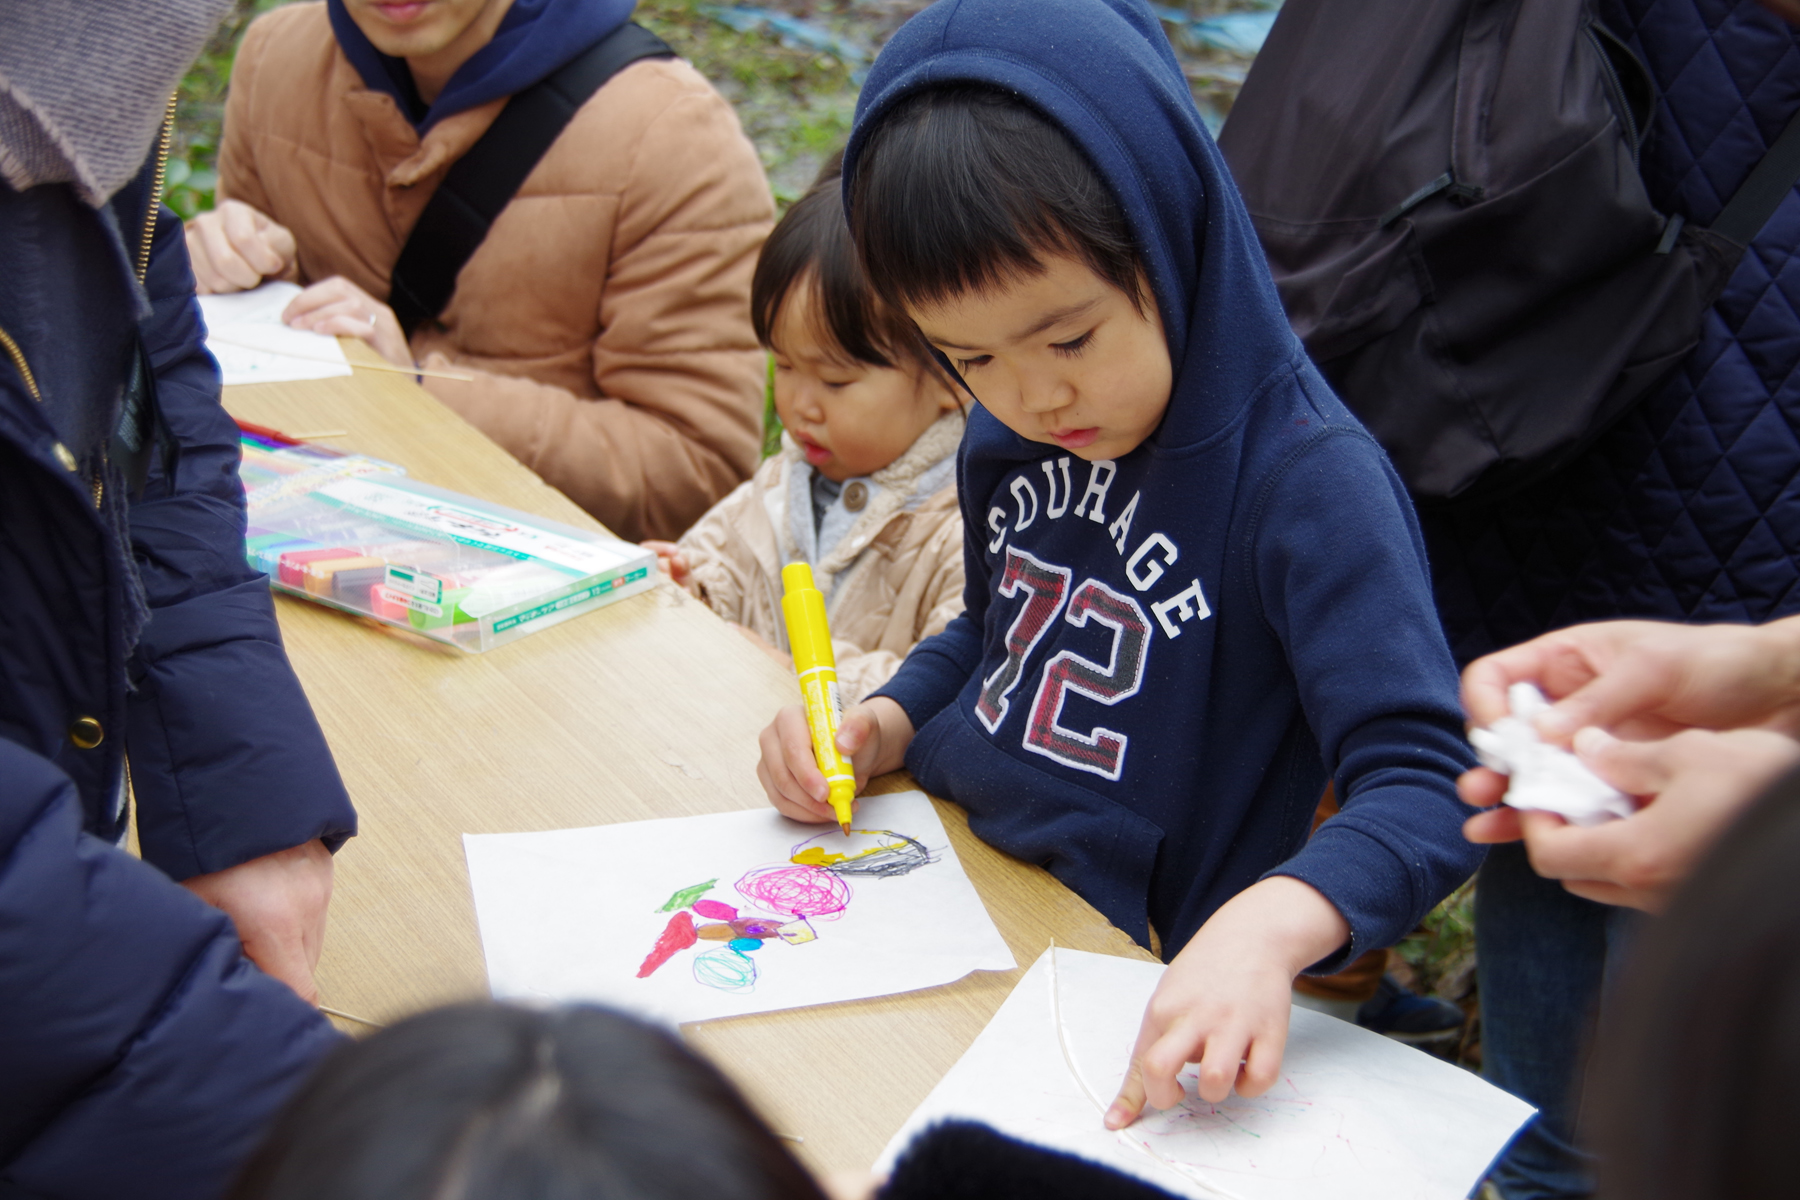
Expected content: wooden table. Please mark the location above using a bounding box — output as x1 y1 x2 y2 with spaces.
223 344 1153 1174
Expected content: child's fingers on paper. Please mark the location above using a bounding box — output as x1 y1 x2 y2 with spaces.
1462 805 1524 845
1456 765 1509 808
1103 1055 1149 1129
1235 1019 1288 1098
1191 1025 1249 1105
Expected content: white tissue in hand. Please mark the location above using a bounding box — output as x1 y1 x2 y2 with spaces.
1468 683 1634 827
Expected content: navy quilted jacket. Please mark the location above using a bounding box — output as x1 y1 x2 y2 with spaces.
1424 0 1800 661
1 156 355 1198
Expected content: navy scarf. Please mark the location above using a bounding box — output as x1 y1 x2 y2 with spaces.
327 0 636 132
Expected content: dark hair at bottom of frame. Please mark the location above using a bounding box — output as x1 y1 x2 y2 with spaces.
225 1002 831 1200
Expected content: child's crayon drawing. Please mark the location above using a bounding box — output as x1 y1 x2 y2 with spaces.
636 829 936 993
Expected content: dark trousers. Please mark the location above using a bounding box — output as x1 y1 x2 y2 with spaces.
1477 843 1635 1200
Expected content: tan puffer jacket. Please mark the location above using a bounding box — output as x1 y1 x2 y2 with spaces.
678 412 967 702
218 3 773 541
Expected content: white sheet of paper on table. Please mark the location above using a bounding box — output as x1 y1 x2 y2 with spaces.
463 790 1016 1025
198 281 353 385
877 948 1535 1200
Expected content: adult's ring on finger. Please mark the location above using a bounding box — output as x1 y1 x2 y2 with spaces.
366 313 378 329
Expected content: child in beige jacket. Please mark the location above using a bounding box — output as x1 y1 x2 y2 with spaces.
644 158 966 702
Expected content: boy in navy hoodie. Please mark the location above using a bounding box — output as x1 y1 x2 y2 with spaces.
756 0 1482 1128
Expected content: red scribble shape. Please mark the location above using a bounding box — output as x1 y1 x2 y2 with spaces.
693 899 738 921
735 864 851 918
637 910 697 977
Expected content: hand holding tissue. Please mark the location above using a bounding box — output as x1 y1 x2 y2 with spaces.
1470 683 1636 827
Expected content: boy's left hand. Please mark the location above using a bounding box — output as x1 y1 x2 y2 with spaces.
1105 876 1350 1128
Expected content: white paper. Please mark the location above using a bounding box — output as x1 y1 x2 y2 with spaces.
878 949 1534 1200
1470 683 1634 827
198 281 353 385
463 791 1016 1024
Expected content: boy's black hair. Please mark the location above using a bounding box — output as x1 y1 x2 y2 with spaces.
226 1003 830 1200
849 85 1146 314
752 150 939 377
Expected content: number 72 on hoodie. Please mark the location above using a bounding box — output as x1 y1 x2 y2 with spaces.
973 546 1152 782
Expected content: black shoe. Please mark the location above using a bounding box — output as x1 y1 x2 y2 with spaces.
1355 974 1465 1043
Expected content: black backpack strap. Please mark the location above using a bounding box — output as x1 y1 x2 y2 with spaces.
387 22 674 333
1709 106 1800 248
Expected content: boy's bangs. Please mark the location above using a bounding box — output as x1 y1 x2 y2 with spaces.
849 85 1144 316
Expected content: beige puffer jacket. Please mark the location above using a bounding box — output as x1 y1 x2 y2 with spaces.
217 3 774 541
678 411 967 702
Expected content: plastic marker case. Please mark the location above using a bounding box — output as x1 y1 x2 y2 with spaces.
240 433 654 651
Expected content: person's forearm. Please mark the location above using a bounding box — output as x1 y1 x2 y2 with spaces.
1186 875 1351 978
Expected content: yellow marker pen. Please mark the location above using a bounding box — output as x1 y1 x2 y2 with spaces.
780 562 856 834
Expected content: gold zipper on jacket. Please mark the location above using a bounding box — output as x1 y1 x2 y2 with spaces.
0 325 41 402
138 92 178 284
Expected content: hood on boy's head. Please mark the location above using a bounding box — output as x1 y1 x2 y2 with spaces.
842 0 1301 448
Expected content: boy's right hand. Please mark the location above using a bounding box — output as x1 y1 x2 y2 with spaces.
756 696 915 823
185 199 298 294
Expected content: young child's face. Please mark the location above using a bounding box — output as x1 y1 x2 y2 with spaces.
908 254 1172 461
771 283 960 482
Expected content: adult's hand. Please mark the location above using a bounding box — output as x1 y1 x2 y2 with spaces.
182 839 334 1004
1461 616 1800 741
1466 727 1800 911
282 276 413 368
185 199 297 294
1460 617 1800 840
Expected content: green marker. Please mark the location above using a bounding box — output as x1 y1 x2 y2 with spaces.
657 879 717 912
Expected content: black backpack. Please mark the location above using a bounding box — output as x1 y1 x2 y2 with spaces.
1217 0 1800 503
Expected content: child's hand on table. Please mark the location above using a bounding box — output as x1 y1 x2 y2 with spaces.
757 696 915 823
1105 875 1350 1129
641 540 694 592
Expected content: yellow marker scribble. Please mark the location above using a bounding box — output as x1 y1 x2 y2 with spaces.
790 836 903 868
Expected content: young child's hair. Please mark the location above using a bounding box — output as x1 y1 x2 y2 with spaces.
226 1003 829 1200
848 85 1145 314
751 151 943 378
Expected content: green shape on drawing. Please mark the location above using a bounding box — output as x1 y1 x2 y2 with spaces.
656 879 717 912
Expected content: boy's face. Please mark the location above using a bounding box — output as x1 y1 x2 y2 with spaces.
908 254 1172 462
770 283 960 482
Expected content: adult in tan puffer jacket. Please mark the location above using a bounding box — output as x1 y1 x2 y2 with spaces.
188 0 773 542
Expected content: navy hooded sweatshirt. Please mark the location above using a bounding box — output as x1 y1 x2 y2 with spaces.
850 0 1482 965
